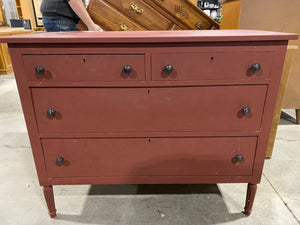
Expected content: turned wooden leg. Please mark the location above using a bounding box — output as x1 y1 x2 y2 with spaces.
296 109 300 124
244 183 257 216
43 186 57 218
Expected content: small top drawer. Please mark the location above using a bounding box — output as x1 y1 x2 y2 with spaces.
152 52 274 81
23 54 146 82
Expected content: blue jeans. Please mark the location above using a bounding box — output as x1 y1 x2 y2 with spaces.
43 18 78 32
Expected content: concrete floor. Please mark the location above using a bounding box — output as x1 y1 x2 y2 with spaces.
0 73 299 225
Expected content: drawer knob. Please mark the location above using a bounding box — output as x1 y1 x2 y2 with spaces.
164 64 173 74
35 66 45 75
120 23 132 31
56 157 64 165
251 63 261 72
47 108 56 117
195 21 203 30
123 65 132 74
241 107 251 115
130 2 144 14
235 155 244 162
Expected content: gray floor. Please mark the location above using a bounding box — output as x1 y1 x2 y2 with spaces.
0 73 299 225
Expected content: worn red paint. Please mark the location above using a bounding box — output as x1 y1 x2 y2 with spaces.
0 30 297 218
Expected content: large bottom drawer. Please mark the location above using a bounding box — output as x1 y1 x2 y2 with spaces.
42 137 257 178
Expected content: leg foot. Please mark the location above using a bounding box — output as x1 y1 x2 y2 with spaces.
244 183 257 216
296 109 300 124
43 186 57 218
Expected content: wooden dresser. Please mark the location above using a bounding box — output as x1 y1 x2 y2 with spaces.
1 30 297 218
77 0 219 31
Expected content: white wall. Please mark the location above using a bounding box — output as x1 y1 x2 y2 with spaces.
2 0 18 26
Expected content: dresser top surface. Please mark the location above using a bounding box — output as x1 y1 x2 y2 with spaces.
0 30 297 44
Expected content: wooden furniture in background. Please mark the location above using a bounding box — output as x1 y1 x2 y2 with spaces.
77 0 219 31
266 45 298 157
0 30 296 217
15 0 44 30
0 0 9 27
15 0 23 19
32 0 43 27
219 0 240 29
189 0 198 6
0 28 34 74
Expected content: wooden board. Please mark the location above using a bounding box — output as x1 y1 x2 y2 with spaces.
77 0 219 31
0 30 297 44
0 28 34 74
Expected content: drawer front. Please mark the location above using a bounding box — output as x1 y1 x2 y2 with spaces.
105 0 173 30
87 0 146 31
151 0 217 29
32 86 266 133
24 54 145 82
42 137 257 178
152 52 273 81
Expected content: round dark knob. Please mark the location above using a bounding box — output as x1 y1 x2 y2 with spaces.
56 157 64 165
241 107 251 116
164 64 173 74
35 66 45 75
47 108 56 117
123 65 132 74
235 155 244 162
251 63 261 72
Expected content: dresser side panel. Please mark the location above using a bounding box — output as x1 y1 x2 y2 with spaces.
8 46 49 186
251 41 289 183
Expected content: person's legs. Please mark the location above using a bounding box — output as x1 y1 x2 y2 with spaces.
43 18 78 32
59 18 78 31
42 18 61 32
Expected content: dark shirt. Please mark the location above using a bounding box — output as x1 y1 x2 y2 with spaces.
40 0 83 22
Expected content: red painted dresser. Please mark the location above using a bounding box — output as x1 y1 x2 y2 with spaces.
0 30 297 218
